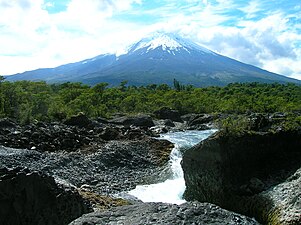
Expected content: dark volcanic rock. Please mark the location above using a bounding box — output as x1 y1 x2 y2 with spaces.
163 119 175 127
182 129 301 224
64 113 93 128
0 118 17 128
69 201 259 225
0 136 174 196
187 114 214 126
151 119 187 135
0 167 92 225
109 115 155 127
0 119 160 152
154 107 183 122
248 113 270 131
181 113 196 122
96 117 109 124
99 127 121 141
185 114 214 130
0 122 105 152
0 116 174 197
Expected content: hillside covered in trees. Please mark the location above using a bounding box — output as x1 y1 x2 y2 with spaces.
0 78 300 124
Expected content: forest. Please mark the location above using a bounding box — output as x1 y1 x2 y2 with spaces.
0 77 301 124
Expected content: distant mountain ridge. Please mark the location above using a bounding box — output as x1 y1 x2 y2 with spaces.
6 33 301 86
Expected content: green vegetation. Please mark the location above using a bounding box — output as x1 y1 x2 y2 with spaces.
217 112 301 135
0 79 300 123
281 114 301 131
217 115 250 135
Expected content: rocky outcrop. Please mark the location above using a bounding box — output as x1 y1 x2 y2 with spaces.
109 115 155 127
0 118 17 128
180 113 216 130
69 201 259 225
162 119 175 127
154 107 183 122
0 122 105 152
0 167 92 225
186 114 213 125
257 168 301 225
0 136 174 196
0 114 174 198
64 113 94 128
248 113 270 131
150 118 188 135
182 129 301 224
0 119 157 152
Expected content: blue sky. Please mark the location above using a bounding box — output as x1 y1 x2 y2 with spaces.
0 0 301 80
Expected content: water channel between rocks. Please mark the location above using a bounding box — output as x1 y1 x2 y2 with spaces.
128 129 217 204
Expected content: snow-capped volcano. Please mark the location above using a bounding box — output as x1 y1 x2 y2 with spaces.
128 33 213 55
6 33 300 86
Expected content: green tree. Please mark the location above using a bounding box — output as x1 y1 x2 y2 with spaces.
0 75 5 83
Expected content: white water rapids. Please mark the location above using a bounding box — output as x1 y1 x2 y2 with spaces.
128 129 217 204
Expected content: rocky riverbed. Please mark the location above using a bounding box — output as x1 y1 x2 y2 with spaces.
0 112 229 225
0 111 215 197
0 115 176 196
1 111 299 224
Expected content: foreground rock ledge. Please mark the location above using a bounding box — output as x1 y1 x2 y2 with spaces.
0 167 92 225
69 202 259 225
182 130 301 225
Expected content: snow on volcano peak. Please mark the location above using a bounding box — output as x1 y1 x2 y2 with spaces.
146 35 182 51
130 34 183 53
128 33 214 55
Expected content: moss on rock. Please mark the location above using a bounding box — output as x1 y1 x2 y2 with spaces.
78 189 130 210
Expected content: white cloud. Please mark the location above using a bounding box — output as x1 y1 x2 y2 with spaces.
44 2 54 8
177 10 301 80
0 0 143 75
239 0 262 19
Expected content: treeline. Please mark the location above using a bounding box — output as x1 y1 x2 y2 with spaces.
0 79 300 123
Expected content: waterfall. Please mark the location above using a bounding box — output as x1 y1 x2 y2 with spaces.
128 129 217 204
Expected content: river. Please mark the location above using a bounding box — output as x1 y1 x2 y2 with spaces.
128 129 217 204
